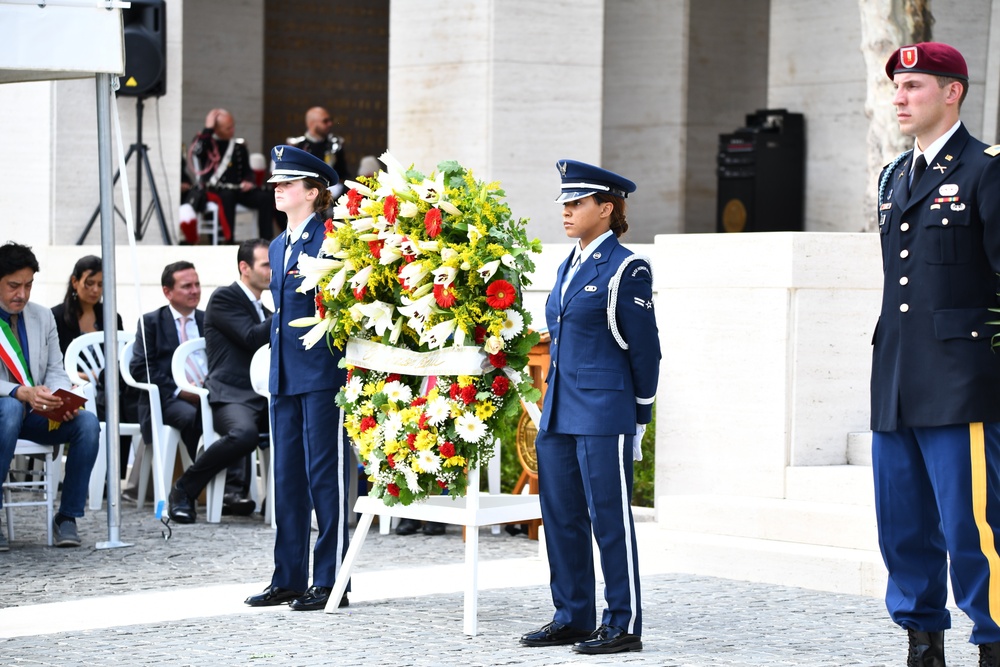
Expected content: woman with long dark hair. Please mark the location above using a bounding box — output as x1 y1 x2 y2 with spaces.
51 255 123 354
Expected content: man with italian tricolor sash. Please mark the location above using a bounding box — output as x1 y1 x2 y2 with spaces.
0 242 99 550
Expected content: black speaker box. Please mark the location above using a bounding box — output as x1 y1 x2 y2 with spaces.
119 0 167 98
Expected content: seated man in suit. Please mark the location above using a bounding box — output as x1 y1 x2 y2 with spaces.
0 242 100 549
130 261 206 481
168 240 273 523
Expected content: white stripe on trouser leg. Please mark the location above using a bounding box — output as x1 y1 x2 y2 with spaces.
618 434 638 634
336 407 346 575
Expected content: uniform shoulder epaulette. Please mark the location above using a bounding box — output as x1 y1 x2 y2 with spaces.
607 254 653 351
286 135 306 145
985 145 1000 157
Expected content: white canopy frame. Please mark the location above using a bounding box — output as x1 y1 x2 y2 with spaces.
0 0 132 549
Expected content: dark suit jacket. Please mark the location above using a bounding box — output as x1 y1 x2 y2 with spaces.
130 305 205 441
268 214 346 396
204 281 272 410
871 123 1000 430
540 235 660 435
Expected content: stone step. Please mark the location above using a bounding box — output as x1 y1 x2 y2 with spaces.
847 431 873 465
785 464 873 506
656 528 887 597
656 494 878 551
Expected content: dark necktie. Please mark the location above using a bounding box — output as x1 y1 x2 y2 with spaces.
910 154 928 192
9 313 20 347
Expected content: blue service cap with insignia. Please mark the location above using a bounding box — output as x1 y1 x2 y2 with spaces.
555 159 636 203
267 145 339 188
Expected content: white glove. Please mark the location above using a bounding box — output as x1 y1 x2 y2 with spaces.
633 423 646 462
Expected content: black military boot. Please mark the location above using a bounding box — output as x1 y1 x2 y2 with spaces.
907 629 945 667
980 641 1000 667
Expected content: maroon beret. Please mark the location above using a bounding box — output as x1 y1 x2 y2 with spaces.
885 42 968 81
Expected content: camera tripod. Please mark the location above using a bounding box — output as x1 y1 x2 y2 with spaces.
77 96 172 245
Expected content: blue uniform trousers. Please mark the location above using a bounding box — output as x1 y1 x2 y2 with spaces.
535 429 641 635
874 422 1000 643
270 390 350 592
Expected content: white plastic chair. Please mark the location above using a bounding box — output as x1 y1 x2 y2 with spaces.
119 338 187 513
64 330 143 510
249 344 275 528
3 440 64 546
173 337 262 523
199 202 220 245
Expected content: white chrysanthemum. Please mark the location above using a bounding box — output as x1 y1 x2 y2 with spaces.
500 309 524 340
455 413 487 443
383 380 413 404
383 412 404 443
426 397 451 426
414 449 441 474
344 376 364 403
400 464 421 493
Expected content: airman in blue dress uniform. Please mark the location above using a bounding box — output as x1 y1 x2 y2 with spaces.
520 160 660 655
871 42 1000 666
244 146 351 612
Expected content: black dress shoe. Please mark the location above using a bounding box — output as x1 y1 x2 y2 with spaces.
572 624 642 654
222 493 256 517
908 629 945 667
289 585 337 611
422 521 445 535
168 484 196 524
520 621 593 647
244 585 303 607
395 518 422 536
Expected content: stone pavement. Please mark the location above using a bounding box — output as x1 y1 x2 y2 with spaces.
0 503 980 666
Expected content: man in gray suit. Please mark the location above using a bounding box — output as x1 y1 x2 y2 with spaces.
0 242 100 549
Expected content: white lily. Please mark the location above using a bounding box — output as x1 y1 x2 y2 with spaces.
389 315 404 344
477 259 501 282
331 204 352 220
398 261 430 290
295 255 342 293
376 152 412 195
432 266 457 286
440 247 458 263
398 292 436 332
357 233 379 242
501 253 516 268
356 300 396 337
343 179 375 198
467 227 482 244
349 265 374 293
420 318 456 349
411 282 434 299
289 315 333 350
399 200 419 219
439 200 461 216
417 240 440 253
326 260 353 297
412 172 447 203
320 234 343 258
351 217 375 232
399 236 422 258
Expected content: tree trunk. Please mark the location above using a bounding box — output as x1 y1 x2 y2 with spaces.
858 0 933 230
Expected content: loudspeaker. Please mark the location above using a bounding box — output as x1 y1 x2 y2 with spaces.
119 0 167 98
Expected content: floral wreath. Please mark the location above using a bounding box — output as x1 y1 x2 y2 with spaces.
291 153 542 505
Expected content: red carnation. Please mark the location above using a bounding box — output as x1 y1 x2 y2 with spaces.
387 454 396 469
440 441 456 458
346 368 353 382
418 412 429 429
424 207 442 238
324 218 334 234
368 239 384 259
491 375 510 396
360 416 377 432
460 384 477 405
315 293 326 319
411 396 427 407
386 373 401 383
485 279 517 309
434 283 457 308
352 285 367 300
474 326 487 344
407 433 417 450
449 384 460 400
488 350 507 369
384 195 399 224
347 189 363 216
437 480 447 489
387 483 400 497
